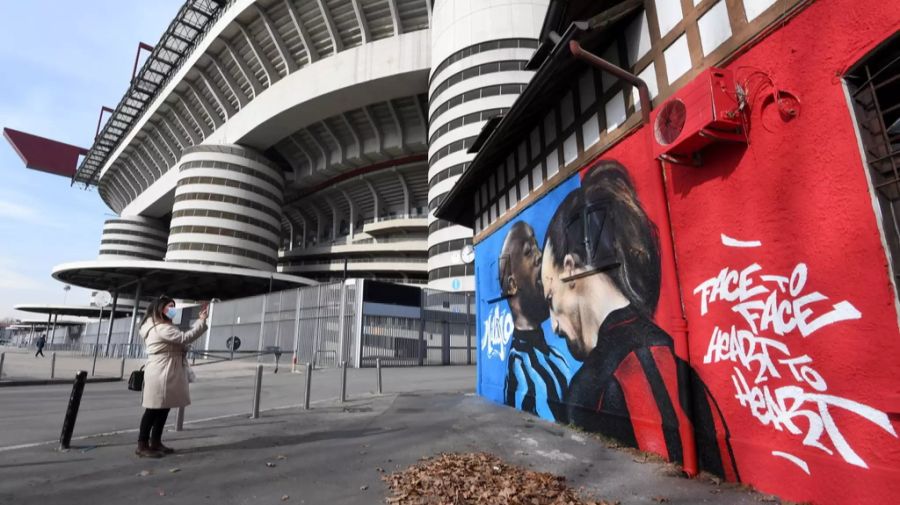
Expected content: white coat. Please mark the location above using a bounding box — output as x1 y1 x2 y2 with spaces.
140 318 208 409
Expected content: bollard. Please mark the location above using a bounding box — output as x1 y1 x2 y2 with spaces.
376 358 383 395
59 371 88 450
0 352 5 379
50 352 57 379
175 407 185 432
303 363 312 410
339 360 348 403
250 364 263 419
119 356 126 380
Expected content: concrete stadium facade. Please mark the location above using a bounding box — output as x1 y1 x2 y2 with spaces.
77 0 549 290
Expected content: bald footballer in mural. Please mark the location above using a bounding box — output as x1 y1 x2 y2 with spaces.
499 221 569 421
540 160 738 476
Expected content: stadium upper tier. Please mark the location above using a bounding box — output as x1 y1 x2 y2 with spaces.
72 0 548 290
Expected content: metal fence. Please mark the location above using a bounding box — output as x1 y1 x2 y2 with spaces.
4 280 475 369
208 281 358 368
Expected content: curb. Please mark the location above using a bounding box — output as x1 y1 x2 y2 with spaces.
0 377 122 388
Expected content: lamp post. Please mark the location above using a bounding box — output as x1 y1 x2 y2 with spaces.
63 285 71 305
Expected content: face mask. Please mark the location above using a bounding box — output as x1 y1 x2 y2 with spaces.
165 307 177 320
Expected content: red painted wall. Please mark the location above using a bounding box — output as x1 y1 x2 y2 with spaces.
592 1 900 503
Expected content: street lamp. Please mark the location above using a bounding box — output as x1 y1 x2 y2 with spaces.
63 285 71 304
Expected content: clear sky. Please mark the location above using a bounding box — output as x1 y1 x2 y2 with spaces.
0 0 183 319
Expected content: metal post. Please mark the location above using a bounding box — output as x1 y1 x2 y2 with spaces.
340 360 348 403
119 356 126 379
0 352 4 379
91 307 104 377
50 352 57 379
274 290 284 352
251 364 263 418
175 407 185 432
104 291 119 357
303 363 312 410
127 281 142 359
337 282 347 363
311 286 323 368
59 371 87 450
465 293 472 365
418 289 426 367
292 288 301 373
257 294 268 362
49 314 59 347
376 358 382 395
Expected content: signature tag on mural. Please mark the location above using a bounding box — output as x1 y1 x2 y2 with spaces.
482 305 513 361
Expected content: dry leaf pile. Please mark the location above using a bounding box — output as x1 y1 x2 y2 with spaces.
383 452 613 504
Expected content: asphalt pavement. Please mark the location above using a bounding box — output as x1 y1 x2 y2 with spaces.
0 362 473 449
0 362 768 505
0 392 765 504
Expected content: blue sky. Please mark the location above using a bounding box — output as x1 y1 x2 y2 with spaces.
0 0 183 319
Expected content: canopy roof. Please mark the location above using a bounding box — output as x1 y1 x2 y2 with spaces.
52 259 315 300
17 318 86 326
14 304 132 318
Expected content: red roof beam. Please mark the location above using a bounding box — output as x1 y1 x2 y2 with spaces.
3 128 88 178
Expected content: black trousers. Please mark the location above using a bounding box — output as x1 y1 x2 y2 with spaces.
138 408 171 443
35 348 44 357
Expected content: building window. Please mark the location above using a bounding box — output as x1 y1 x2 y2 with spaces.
847 33 900 295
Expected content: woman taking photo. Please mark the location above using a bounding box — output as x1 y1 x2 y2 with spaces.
135 296 208 458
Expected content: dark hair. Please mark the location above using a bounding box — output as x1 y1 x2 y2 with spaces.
544 160 661 317
139 295 175 328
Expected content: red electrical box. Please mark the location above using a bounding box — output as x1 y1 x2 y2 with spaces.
650 67 745 165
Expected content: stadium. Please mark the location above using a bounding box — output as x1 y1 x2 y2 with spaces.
51 0 548 291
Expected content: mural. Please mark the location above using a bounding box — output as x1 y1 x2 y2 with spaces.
476 160 737 476
472 3 900 502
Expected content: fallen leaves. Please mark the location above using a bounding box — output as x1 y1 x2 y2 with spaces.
383 452 614 505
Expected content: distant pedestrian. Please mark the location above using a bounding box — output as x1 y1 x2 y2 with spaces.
34 334 46 357
135 296 209 458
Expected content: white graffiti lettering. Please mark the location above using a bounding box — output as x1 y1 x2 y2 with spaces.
695 263 862 337
695 242 896 471
482 305 514 361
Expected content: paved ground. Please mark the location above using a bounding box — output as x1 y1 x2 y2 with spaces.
0 363 473 449
0 362 766 505
0 392 763 504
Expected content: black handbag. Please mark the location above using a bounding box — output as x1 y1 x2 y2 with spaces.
128 366 145 391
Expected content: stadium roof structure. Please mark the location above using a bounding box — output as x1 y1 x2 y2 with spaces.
72 0 227 187
52 259 315 300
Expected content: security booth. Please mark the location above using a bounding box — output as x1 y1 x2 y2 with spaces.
435 1 900 504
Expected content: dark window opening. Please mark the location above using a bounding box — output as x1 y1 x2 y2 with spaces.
847 32 900 294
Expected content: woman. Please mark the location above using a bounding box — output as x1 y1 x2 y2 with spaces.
135 296 208 458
